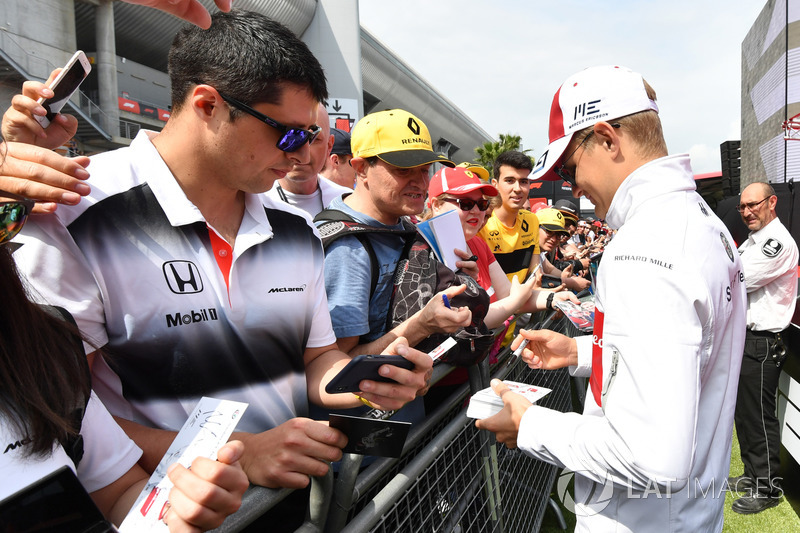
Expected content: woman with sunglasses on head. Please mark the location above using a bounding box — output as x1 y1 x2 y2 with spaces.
425 167 577 330
0 136 248 530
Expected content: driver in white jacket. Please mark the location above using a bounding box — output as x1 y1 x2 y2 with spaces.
477 65 746 532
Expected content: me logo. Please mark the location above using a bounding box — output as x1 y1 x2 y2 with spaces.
521 220 529 232
407 117 420 135
163 260 203 294
556 468 614 517
574 100 601 120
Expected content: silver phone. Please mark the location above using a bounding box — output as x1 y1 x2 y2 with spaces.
35 50 91 128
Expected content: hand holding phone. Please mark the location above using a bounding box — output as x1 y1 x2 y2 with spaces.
541 274 562 289
36 51 91 128
325 354 415 394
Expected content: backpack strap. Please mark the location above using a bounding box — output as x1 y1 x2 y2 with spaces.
314 208 417 298
40 305 90 467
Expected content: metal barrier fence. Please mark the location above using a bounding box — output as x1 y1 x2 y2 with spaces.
214 310 583 533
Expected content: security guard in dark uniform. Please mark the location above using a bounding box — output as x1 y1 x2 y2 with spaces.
730 182 799 514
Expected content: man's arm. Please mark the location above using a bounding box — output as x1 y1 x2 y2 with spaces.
304 338 432 410
336 284 472 356
540 256 591 292
526 250 541 281
740 237 799 292
114 412 347 490
480 264 708 492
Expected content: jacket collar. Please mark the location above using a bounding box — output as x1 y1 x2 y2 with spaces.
605 154 695 230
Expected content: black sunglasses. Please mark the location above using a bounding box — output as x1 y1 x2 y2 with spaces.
0 191 34 244
219 93 321 153
442 197 492 212
555 123 621 187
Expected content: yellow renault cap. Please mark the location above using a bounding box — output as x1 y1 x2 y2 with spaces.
536 207 568 233
351 109 454 168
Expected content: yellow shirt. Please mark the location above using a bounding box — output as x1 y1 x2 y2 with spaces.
479 209 540 282
479 209 541 347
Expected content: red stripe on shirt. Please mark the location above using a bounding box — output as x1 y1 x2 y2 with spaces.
208 228 233 290
590 309 605 405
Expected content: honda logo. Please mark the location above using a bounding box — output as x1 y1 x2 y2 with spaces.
163 261 203 294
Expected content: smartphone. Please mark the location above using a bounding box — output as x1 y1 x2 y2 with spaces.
325 354 415 394
0 466 118 532
35 50 91 128
541 274 562 289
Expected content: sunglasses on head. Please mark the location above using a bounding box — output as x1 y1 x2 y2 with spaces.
441 197 491 212
218 92 321 153
0 191 34 245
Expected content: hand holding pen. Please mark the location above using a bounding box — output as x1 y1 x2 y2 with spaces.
508 328 578 370
414 286 472 338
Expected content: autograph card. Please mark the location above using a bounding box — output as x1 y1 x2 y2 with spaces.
119 397 248 532
553 299 595 333
329 414 411 458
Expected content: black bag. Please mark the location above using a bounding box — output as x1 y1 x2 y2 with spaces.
316 209 495 366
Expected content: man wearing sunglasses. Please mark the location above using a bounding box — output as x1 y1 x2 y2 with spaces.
477 65 747 532
8 12 432 525
729 182 798 514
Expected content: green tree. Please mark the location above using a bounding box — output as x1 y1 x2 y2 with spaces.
474 133 534 177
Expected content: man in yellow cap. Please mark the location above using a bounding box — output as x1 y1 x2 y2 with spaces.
537 207 591 289
319 109 473 358
533 207 591 292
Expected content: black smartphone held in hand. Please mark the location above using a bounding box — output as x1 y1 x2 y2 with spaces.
325 354 415 394
541 274 562 289
36 50 91 128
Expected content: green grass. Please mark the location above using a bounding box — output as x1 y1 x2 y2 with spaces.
722 429 799 532
540 429 800 532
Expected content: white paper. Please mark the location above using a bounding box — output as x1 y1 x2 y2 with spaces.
466 381 551 419
428 336 457 362
119 397 248 532
417 209 468 270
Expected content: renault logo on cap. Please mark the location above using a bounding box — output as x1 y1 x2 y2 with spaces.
163 260 203 294
407 118 420 135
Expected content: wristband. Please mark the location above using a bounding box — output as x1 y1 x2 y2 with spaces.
546 292 555 311
355 394 375 409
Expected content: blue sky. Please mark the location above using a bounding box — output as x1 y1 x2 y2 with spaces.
360 0 768 174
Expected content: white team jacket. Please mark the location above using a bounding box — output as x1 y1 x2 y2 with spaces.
518 155 746 532
738 217 798 332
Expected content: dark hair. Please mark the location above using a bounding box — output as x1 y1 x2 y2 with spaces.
493 150 533 179
168 10 328 113
0 246 91 457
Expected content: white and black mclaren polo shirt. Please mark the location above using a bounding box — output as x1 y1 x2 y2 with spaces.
16 131 336 433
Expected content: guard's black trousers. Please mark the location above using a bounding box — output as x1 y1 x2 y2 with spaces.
734 329 783 497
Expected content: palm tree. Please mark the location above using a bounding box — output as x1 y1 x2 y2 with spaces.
474 133 534 176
